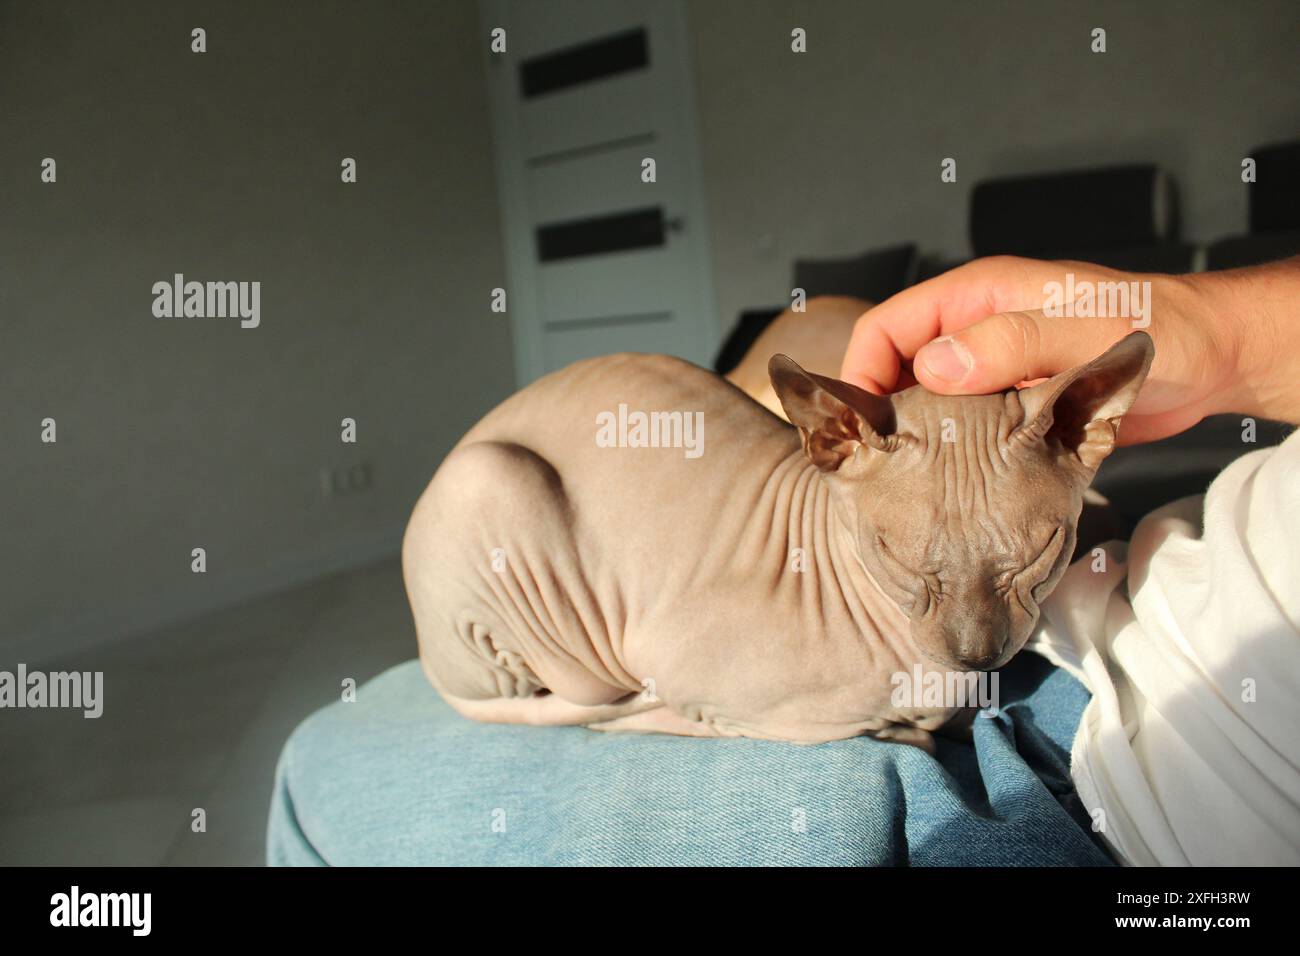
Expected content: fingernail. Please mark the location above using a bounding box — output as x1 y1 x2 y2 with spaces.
918 336 972 384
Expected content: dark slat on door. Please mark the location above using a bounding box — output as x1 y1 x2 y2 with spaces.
536 207 664 262
520 28 649 98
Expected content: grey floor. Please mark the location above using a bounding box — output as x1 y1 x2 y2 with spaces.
0 556 413 865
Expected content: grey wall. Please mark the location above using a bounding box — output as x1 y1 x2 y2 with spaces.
1 0 513 660
688 0 1300 328
6 0 1298 660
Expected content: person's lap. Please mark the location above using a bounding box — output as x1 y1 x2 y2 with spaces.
267 651 1112 866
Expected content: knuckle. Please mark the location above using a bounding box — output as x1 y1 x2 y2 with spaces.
999 311 1043 380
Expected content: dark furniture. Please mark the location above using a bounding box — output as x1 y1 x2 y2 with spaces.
713 150 1297 520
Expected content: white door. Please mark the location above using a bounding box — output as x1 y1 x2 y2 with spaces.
480 0 718 385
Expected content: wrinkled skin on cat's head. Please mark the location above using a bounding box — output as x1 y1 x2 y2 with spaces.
769 332 1154 671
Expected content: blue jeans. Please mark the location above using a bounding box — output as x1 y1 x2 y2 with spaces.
267 652 1111 865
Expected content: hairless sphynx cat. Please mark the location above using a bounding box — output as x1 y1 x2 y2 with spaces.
402 327 1153 749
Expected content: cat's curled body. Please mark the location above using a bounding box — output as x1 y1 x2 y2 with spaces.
403 335 1153 748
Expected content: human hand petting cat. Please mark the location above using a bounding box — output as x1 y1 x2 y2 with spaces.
840 255 1300 441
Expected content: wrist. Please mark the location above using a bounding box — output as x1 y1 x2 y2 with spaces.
1183 260 1300 424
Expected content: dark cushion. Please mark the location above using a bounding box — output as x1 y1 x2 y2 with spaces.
915 254 970 282
1206 230 1300 270
792 243 918 302
1249 141 1300 234
1094 415 1293 525
1029 243 1197 274
917 246 1195 280
971 165 1173 258
713 306 785 374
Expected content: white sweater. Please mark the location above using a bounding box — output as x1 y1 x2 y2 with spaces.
1030 428 1300 866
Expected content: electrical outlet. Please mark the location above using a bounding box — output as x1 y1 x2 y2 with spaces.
320 461 373 498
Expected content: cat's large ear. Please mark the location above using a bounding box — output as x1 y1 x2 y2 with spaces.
1012 331 1155 470
768 354 902 471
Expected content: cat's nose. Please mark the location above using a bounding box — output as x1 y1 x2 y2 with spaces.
955 645 1004 670
911 610 1011 671
949 618 1008 670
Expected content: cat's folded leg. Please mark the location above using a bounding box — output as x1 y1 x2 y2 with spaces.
870 724 938 755
442 689 660 727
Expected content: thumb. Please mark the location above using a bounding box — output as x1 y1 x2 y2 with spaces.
912 309 1129 393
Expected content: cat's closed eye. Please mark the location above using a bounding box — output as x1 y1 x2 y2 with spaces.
1019 527 1068 601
